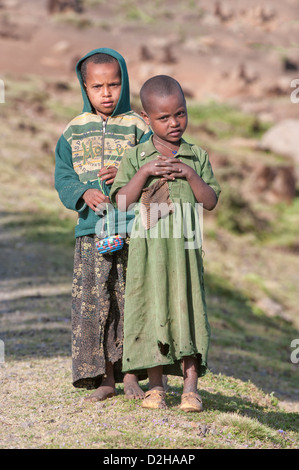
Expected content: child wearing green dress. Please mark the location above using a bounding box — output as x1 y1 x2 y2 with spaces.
110 75 221 412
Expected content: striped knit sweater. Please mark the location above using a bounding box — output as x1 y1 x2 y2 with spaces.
54 48 150 238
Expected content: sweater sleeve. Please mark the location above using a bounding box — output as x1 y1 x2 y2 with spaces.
54 134 90 212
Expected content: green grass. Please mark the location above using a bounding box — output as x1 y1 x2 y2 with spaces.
259 198 299 249
2 210 76 246
1 357 297 449
215 186 270 238
187 101 271 139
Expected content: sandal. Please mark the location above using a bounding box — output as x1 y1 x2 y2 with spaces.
180 392 203 412
142 389 167 409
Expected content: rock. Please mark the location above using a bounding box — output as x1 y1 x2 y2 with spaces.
140 45 153 62
237 63 259 84
214 1 234 22
283 58 298 71
137 63 175 84
265 75 293 97
198 424 207 436
161 45 176 64
251 164 296 204
259 119 299 167
107 430 122 437
47 0 83 14
256 297 289 320
40 57 64 68
52 41 70 54
140 38 177 64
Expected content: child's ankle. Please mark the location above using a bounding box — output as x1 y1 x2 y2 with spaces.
149 385 164 392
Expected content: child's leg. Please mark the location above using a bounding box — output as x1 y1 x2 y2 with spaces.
180 356 203 412
148 365 164 391
182 356 198 393
123 373 145 399
84 361 116 402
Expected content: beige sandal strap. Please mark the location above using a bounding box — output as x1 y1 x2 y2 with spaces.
144 389 165 398
180 392 203 412
181 392 202 402
142 389 167 409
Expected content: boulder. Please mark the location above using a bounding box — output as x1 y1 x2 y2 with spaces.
259 119 299 165
251 164 296 204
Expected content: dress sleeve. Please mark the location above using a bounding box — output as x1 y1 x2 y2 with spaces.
193 146 221 200
109 147 139 206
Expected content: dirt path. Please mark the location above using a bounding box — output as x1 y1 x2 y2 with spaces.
0 209 74 359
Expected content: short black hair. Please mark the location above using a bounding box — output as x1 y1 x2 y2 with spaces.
140 75 185 113
80 53 120 83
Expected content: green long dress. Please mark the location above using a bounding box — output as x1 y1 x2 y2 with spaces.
110 137 221 377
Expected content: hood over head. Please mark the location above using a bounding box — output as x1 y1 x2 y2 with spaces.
76 47 131 116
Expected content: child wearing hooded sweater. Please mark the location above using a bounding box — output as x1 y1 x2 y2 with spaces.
55 48 150 402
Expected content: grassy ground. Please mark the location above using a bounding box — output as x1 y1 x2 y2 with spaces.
0 75 298 450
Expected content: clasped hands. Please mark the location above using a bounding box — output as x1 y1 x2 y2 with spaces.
145 155 194 181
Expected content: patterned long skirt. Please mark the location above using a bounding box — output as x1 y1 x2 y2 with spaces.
71 235 128 389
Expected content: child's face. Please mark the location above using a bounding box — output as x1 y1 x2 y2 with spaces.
142 91 188 145
84 61 121 119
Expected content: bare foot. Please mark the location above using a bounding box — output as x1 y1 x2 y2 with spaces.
84 385 116 403
123 373 145 399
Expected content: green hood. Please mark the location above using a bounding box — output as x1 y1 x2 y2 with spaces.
75 47 131 115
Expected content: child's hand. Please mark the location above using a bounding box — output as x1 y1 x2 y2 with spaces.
98 165 118 185
82 188 110 212
155 156 194 181
141 158 173 179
